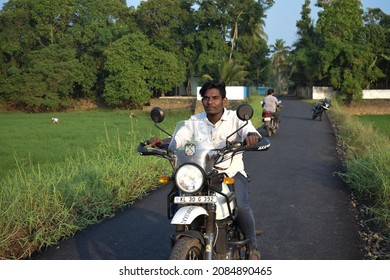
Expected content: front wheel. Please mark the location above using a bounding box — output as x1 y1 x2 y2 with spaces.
169 237 204 260
312 110 320 120
318 110 324 121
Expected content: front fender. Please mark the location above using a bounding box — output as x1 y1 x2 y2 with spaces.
171 206 208 225
173 230 205 246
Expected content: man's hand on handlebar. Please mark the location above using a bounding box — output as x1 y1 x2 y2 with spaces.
149 137 172 148
245 133 261 147
149 137 163 148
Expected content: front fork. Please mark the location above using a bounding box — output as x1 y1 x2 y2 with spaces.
204 203 216 260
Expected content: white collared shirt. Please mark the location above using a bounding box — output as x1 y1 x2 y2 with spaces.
181 108 260 177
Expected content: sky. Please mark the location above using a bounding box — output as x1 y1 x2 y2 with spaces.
0 0 389 47
263 0 390 46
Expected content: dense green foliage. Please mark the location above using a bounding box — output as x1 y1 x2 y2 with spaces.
103 32 186 106
0 0 388 111
0 0 271 111
289 0 389 99
316 0 382 101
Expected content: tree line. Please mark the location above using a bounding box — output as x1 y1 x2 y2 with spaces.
290 0 389 102
0 0 388 112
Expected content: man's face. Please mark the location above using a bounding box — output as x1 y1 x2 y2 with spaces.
201 88 226 116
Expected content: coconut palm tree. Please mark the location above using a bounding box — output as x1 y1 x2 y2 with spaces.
269 39 291 93
202 58 248 86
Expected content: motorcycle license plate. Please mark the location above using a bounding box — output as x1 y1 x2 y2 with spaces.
263 117 271 121
174 196 217 204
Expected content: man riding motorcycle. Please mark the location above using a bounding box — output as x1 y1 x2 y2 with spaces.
262 88 281 129
149 79 261 260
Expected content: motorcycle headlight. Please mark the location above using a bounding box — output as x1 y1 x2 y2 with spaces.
175 164 204 193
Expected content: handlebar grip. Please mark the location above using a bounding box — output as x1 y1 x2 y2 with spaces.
228 138 270 155
242 138 270 151
137 140 169 157
255 138 271 151
137 143 148 154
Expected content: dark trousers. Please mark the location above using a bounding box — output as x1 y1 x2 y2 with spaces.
233 172 257 250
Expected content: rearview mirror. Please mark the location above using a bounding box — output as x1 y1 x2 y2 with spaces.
236 104 253 121
150 107 165 123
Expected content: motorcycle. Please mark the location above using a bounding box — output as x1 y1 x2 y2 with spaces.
312 98 331 121
261 100 282 137
137 104 270 260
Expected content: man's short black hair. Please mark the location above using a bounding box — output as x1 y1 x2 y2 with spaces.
199 79 226 98
267 88 274 95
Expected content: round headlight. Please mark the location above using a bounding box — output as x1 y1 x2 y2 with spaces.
175 164 204 193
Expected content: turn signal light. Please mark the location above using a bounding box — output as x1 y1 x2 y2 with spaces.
223 177 235 185
159 176 170 184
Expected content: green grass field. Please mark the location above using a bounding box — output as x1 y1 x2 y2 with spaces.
357 115 390 138
0 110 130 178
0 109 190 179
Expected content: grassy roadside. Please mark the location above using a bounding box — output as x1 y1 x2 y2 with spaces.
1 130 170 259
328 100 390 259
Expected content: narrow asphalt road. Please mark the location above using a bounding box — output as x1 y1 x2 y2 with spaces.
31 98 364 260
249 98 363 259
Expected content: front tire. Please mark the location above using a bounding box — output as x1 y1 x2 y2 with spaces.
319 110 324 121
312 109 319 120
169 237 203 260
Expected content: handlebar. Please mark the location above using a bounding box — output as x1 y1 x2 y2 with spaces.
137 141 170 158
137 137 270 159
228 137 270 155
